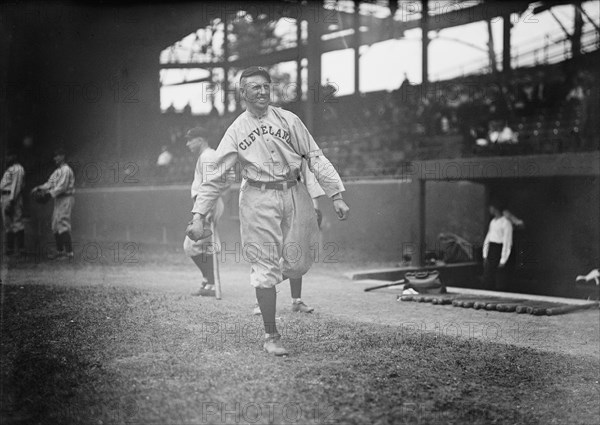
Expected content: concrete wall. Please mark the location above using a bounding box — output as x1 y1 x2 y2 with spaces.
28 180 486 263
25 177 600 296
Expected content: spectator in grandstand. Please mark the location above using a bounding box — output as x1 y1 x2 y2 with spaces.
399 73 410 92
497 123 518 144
156 145 173 179
532 70 547 107
581 74 599 150
165 103 176 114
566 77 585 104
488 120 502 144
440 115 450 134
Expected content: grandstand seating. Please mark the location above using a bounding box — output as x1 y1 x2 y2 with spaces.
74 52 599 186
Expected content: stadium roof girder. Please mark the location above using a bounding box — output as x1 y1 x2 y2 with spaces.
159 1 531 70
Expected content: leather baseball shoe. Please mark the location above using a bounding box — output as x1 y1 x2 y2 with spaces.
253 303 262 316
56 252 74 261
291 300 314 313
263 333 288 356
191 287 216 297
48 251 66 260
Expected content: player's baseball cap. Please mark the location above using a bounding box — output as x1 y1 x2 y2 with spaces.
185 127 209 140
53 147 66 157
240 66 271 83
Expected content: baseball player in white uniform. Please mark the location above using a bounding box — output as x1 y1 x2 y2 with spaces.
32 148 75 260
1 152 26 256
183 127 232 297
186 66 350 356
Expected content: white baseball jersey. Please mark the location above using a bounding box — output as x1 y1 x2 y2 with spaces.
184 147 230 257
302 165 326 199
40 164 75 198
1 163 25 201
191 148 218 200
1 163 26 233
192 105 344 215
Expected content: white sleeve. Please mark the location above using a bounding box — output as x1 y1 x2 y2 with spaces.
303 164 325 199
500 220 513 265
192 131 239 215
288 113 345 198
9 167 24 201
482 223 491 259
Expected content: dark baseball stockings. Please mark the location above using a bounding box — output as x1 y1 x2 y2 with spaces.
192 254 214 286
61 232 73 253
289 277 302 299
256 287 277 335
54 232 64 252
15 230 24 253
5 232 14 255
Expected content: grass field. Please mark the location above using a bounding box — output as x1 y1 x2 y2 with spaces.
1 249 599 425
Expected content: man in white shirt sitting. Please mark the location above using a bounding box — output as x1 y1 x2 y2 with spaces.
482 200 513 291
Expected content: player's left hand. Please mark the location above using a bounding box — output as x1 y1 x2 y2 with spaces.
4 200 15 217
498 262 506 268
186 217 212 241
333 199 349 220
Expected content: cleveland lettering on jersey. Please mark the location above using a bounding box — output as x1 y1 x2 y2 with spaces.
238 125 291 150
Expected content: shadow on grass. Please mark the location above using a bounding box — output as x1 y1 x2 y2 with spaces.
1 283 598 425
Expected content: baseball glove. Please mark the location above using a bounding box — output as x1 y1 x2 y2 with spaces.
185 218 212 242
32 189 51 204
4 201 15 218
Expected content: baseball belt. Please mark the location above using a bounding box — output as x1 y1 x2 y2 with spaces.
246 179 298 191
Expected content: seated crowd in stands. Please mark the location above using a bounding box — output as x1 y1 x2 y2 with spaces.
72 55 599 186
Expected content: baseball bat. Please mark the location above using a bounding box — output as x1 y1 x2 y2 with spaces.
545 302 598 316
496 300 528 312
364 279 405 292
431 294 460 305
397 295 415 301
523 300 563 315
484 298 524 311
210 221 222 300
452 297 481 308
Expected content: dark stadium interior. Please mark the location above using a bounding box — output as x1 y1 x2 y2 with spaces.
2 0 599 297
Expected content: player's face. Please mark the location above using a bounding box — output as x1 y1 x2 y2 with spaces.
242 75 270 111
54 154 65 165
186 137 204 154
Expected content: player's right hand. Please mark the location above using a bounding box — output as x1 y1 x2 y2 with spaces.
186 217 212 241
333 199 349 220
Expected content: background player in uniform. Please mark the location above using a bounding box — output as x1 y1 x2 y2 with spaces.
32 148 75 260
186 66 350 356
183 127 232 297
1 152 26 256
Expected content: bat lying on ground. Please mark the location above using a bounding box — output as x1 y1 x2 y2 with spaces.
364 279 405 292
